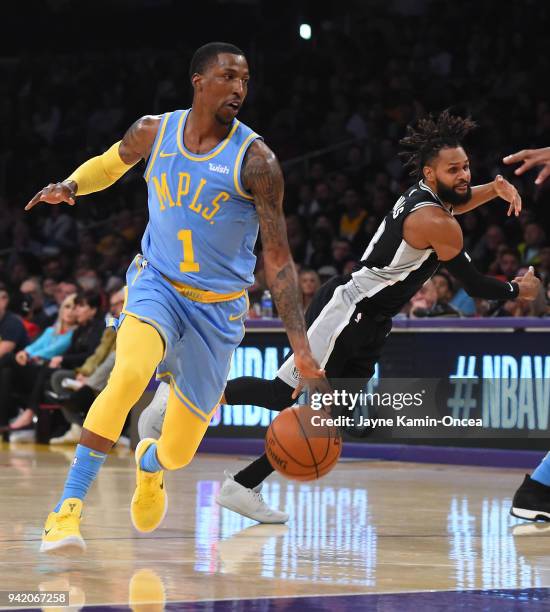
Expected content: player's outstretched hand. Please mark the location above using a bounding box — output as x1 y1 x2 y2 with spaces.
493 175 521 217
514 266 541 301
503 147 550 185
292 351 330 400
25 181 76 211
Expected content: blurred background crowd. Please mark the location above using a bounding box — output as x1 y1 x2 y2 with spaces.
1 0 550 440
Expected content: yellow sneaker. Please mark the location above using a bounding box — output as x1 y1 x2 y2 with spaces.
131 438 167 533
40 498 86 553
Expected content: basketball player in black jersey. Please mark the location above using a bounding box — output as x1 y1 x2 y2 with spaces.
142 111 541 523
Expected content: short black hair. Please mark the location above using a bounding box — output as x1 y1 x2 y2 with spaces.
189 42 246 81
75 289 102 314
399 109 477 179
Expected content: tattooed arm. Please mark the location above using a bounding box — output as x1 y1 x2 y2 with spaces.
243 140 324 382
25 115 160 210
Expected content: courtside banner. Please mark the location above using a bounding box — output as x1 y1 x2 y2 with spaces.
207 327 550 448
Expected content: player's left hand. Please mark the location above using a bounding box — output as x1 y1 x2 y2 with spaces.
494 175 521 217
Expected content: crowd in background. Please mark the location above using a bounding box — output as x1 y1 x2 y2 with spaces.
1 1 550 365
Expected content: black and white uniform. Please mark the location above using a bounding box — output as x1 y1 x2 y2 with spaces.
278 180 451 387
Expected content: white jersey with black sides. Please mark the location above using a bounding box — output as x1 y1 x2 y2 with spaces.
277 180 452 389
352 180 451 316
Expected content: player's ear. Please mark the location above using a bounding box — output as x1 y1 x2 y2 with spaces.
422 164 433 182
191 73 202 91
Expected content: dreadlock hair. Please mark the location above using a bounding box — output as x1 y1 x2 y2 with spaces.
399 110 477 179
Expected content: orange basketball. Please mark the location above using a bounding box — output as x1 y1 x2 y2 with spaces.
265 405 342 481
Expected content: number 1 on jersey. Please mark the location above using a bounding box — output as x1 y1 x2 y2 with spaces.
177 229 200 272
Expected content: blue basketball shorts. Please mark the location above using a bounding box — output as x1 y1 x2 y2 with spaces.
114 255 247 421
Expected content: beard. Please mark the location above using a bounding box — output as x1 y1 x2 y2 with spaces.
436 179 472 205
214 112 234 126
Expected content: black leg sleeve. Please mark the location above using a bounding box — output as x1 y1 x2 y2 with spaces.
234 454 274 489
224 376 294 412
225 377 294 489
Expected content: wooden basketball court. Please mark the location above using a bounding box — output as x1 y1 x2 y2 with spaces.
1 443 549 610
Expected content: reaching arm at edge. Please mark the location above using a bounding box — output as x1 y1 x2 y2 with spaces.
242 140 310 358
66 115 160 196
26 115 161 209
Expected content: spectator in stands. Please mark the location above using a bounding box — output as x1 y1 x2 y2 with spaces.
54 281 79 306
0 283 28 361
429 272 460 317
0 294 76 431
16 294 77 366
2 2 550 320
296 184 316 218
406 280 437 318
11 293 41 340
331 238 353 273
307 228 334 270
41 205 78 256
299 269 321 312
472 224 507 273
491 248 520 282
518 222 546 266
432 272 454 305
310 182 335 221
8 290 104 432
42 277 60 322
50 289 125 444
339 189 367 240
20 277 53 329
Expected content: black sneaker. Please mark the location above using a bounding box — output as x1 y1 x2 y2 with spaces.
510 474 550 521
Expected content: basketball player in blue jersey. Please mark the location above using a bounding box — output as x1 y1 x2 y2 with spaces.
26 42 325 552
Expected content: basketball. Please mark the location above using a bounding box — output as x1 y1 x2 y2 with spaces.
265 406 342 481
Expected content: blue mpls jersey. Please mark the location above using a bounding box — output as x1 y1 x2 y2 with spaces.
142 109 261 295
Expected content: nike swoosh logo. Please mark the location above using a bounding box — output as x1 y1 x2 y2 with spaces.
44 528 51 536
229 310 247 321
159 151 177 158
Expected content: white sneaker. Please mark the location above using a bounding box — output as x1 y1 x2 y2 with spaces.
49 424 82 445
216 471 289 524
